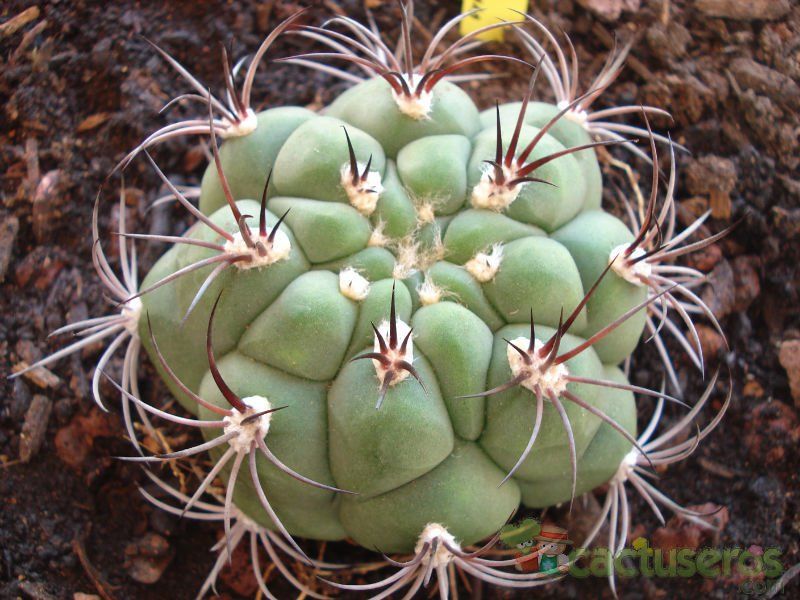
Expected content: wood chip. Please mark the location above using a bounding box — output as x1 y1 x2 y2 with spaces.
76 113 111 133
0 6 40 39
19 394 52 463
778 339 800 406
0 212 19 282
696 0 790 21
12 361 62 389
698 457 741 479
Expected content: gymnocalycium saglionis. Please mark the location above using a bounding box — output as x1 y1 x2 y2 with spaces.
16 3 734 597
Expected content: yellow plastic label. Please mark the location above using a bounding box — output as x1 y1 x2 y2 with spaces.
459 0 530 42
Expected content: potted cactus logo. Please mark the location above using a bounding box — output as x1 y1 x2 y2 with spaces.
535 524 573 573
500 517 542 572
500 518 572 574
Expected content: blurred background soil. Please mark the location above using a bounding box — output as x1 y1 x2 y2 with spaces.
1 1 798 598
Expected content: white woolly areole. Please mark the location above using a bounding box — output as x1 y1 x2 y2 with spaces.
339 268 370 301
471 163 523 211
373 318 413 385
556 100 589 126
415 523 459 568
121 297 142 336
418 276 442 306
609 244 651 286
340 163 383 216
224 229 291 270
368 222 388 248
223 395 273 454
416 202 435 225
392 74 434 120
221 108 258 139
507 336 569 396
614 446 640 484
465 244 504 283
392 242 419 280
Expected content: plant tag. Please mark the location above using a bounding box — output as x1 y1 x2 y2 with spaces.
459 0 530 42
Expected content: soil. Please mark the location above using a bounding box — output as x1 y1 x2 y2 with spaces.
1 1 798 599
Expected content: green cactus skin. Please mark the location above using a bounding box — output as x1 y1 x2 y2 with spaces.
199 107 315 215
139 75 647 553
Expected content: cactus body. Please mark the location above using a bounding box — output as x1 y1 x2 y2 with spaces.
140 77 648 553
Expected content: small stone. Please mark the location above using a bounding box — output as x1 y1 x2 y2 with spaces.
778 340 800 406
744 401 800 463
73 594 101 600
731 255 761 313
701 259 736 319
55 409 118 470
19 395 52 463
31 170 66 244
694 324 726 361
126 554 172 585
577 0 640 21
730 57 800 109
695 0 790 21
125 533 173 585
8 377 32 421
14 247 66 290
685 240 722 272
685 156 736 219
130 532 171 558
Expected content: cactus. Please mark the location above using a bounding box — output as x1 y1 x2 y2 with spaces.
17 3 733 597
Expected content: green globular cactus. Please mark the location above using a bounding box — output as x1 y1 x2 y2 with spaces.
133 60 662 555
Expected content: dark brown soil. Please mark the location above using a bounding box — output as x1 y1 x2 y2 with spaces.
1 1 798 598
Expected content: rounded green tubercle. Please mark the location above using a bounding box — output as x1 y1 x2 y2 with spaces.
479 325 605 484
197 352 346 540
552 210 647 364
397 134 471 216
424 261 505 331
268 196 372 263
443 209 545 265
325 77 481 158
238 270 358 381
372 161 418 239
328 353 452 497
468 124 586 232
338 440 520 553
272 116 386 204
481 236 587 331
199 106 315 215
316 247 396 281
518 366 636 508
478 101 603 211
411 302 493 440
